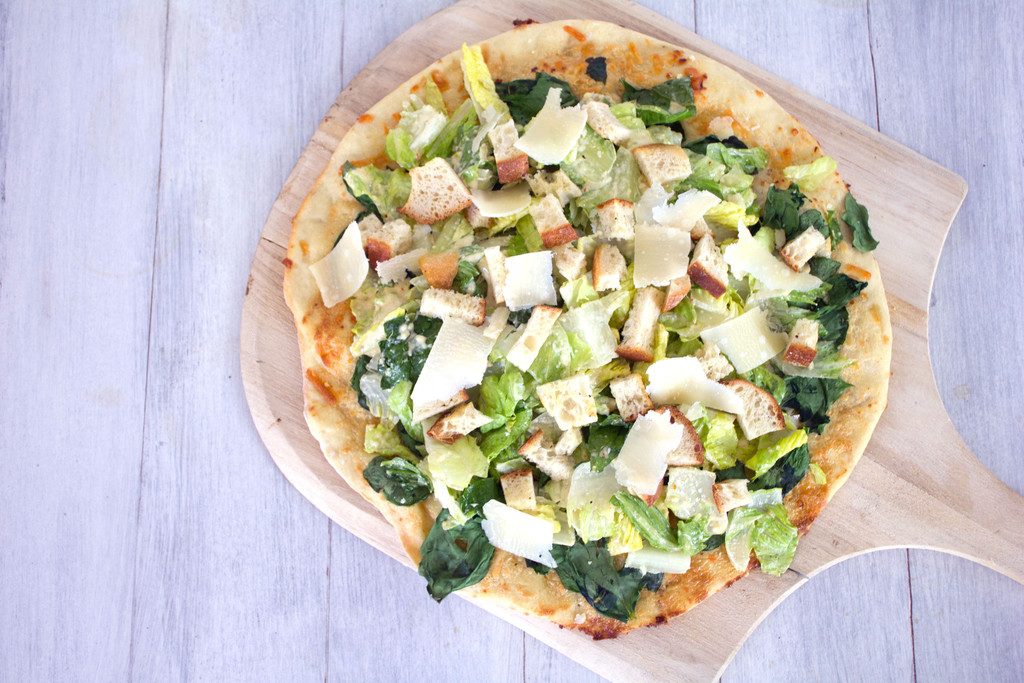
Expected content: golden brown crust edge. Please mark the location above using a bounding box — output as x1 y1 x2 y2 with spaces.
281 19 892 638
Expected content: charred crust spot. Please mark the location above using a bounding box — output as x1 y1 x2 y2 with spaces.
512 17 537 27
684 66 707 92
305 368 338 404
282 257 293 269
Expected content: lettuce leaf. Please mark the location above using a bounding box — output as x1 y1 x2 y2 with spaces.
746 429 808 478
688 404 741 469
675 515 713 556
478 366 528 432
560 275 599 308
341 163 411 220
495 72 577 125
620 77 696 125
611 492 679 551
364 424 414 458
561 125 616 187
387 380 423 441
460 43 509 116
426 436 489 491
750 504 798 575
422 98 477 161
705 142 768 174
607 510 645 555
783 156 837 192
576 147 642 210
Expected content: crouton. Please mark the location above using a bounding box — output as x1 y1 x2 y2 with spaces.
651 406 705 467
690 217 710 241
593 198 635 241
482 246 507 304
552 244 586 280
507 305 562 371
555 428 583 458
687 233 728 298
632 144 692 186
722 378 786 440
616 287 665 362
357 212 384 234
400 158 472 224
662 275 691 311
419 288 486 326
525 169 581 206
592 244 626 292
609 373 653 422
695 342 734 381
426 401 492 444
362 219 412 267
413 389 469 424
488 120 529 185
518 431 575 481
529 194 577 248
500 468 537 510
713 479 752 514
419 251 460 289
465 202 491 229
583 100 632 145
536 374 599 431
784 318 819 368
780 228 827 272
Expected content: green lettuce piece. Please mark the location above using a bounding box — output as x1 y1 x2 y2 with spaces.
809 463 827 485
576 148 642 211
495 72 577 125
589 359 631 392
725 506 759 570
431 213 473 252
688 404 740 469
478 366 528 432
341 163 411 220
842 192 879 252
478 408 533 461
611 492 679 552
363 456 432 506
385 127 416 169
746 429 808 478
385 103 448 169
387 380 423 441
675 515 713 556
742 365 786 404
422 99 477 161
606 510 644 555
620 77 696 125
529 324 573 384
506 214 544 255
426 436 489 491
705 142 769 174
609 101 646 132
704 199 757 228
750 444 810 494
421 78 447 115
652 323 669 361
783 156 837 192
750 504 799 575
647 125 683 145
560 275 599 308
460 43 509 116
561 126 616 187
364 424 414 458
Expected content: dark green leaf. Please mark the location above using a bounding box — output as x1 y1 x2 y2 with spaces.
807 256 841 281
550 540 658 622
702 534 725 552
762 185 805 238
452 259 487 297
750 444 810 494
459 477 502 516
782 377 852 434
526 559 552 575
496 73 578 125
363 456 432 506
585 414 629 472
742 365 786 404
621 77 696 125
683 134 748 154
799 208 828 240
585 56 608 83
842 192 878 252
507 309 532 327
377 314 442 390
350 355 371 410
611 492 679 551
418 511 495 602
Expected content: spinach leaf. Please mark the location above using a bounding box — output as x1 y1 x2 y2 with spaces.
842 192 879 252
418 511 496 601
496 73 578 125
350 355 371 410
507 309 532 327
750 444 810 495
452 259 487 297
715 462 746 481
782 377 852 434
376 314 442 390
702 534 725 552
585 413 629 472
807 255 841 281
799 208 828 240
585 56 608 83
761 185 806 239
526 559 552 575
459 476 502 516
683 134 748 154
363 456 432 506
550 540 657 622
813 274 867 346
611 492 679 551
621 77 696 125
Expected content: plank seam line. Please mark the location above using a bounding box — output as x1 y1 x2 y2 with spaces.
906 550 918 683
864 0 881 131
127 0 172 674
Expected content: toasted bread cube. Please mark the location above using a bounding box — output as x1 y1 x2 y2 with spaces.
652 406 705 467
592 244 626 292
690 217 711 241
488 120 529 185
632 144 692 186
713 479 752 514
506 305 562 371
780 228 827 272
687 233 728 298
555 428 583 458
419 251 460 289
609 373 653 423
412 389 469 424
481 246 507 304
536 374 599 431
525 169 581 206
500 468 537 511
362 219 412 267
662 275 691 311
552 244 587 281
419 288 486 326
465 202 491 229
784 318 819 368
722 379 786 440
357 212 384 234
518 431 575 481
583 100 632 145
426 401 492 444
616 287 665 362
400 158 472 224
695 342 733 381
529 193 577 248
593 198 635 241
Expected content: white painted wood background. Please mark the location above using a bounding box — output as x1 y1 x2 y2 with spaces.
1 0 1021 680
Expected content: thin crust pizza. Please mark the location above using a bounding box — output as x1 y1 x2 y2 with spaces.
283 20 891 638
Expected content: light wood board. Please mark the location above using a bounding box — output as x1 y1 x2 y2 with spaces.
240 1 1024 680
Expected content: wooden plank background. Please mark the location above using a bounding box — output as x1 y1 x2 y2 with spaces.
1 1 1021 680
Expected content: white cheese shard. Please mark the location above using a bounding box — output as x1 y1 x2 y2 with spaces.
411 318 495 421
611 410 685 496
470 183 532 218
652 189 721 231
309 221 369 307
634 183 671 225
506 305 562 371
645 357 744 414
375 247 427 284
723 230 821 292
700 307 787 374
514 88 587 165
633 223 692 287
481 500 557 567
502 251 557 311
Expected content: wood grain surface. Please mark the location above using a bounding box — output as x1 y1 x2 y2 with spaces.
2 1 1022 681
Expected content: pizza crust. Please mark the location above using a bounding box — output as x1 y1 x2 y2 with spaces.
283 19 892 638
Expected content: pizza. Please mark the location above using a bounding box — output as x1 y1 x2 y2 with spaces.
283 20 890 638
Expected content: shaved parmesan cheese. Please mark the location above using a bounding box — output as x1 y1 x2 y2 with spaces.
514 89 587 165
412 319 495 421
471 183 531 218
567 462 621 542
723 232 821 292
651 189 721 230
633 223 691 287
645 357 744 414
700 307 787 374
481 500 557 567
665 467 716 519
309 221 369 307
634 183 671 224
625 547 692 574
483 306 510 339
502 251 557 311
612 410 684 496
375 247 427 284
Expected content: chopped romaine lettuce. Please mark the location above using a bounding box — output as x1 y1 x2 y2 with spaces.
341 163 411 220
576 147 642 210
746 429 808 478
426 435 489 491
750 504 799 575
607 510 645 555
561 126 616 187
567 463 621 542
560 275 599 308
687 403 741 470
705 142 769 175
460 43 509 117
478 366 528 432
387 380 423 441
431 213 473 252
620 77 696 125
364 423 414 458
783 156 837 191
422 98 477 161
611 492 679 551
675 515 713 556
